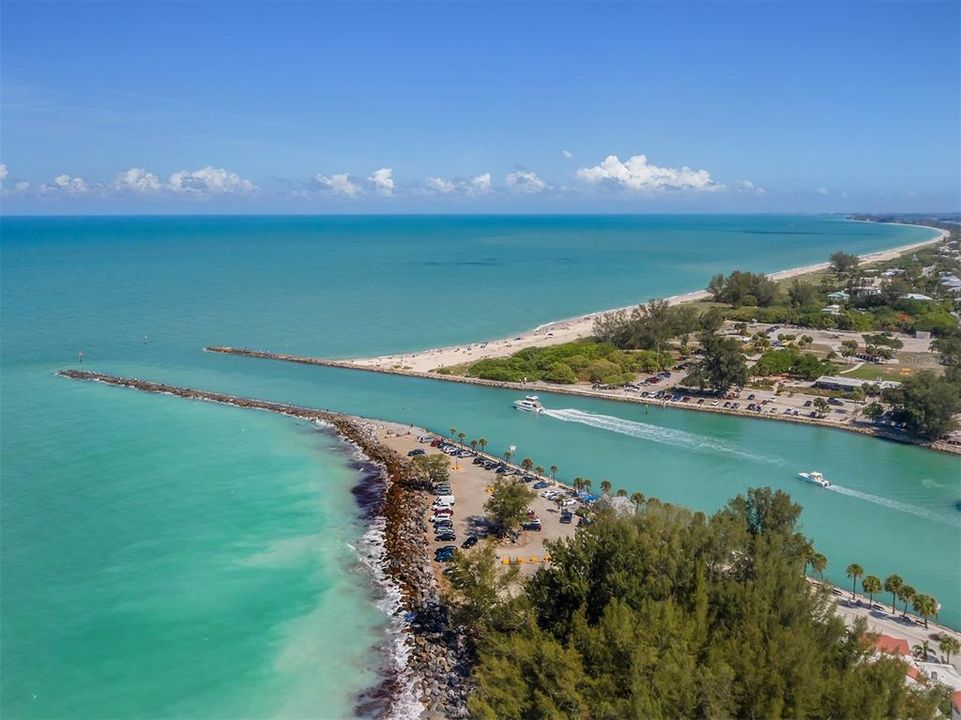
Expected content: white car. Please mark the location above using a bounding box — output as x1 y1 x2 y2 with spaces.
560 498 577 507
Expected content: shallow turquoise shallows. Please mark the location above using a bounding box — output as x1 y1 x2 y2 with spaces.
2 215 958 719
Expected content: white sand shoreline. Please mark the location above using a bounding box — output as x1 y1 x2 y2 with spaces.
351 224 947 374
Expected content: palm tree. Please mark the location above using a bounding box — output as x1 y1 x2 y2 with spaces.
449 426 457 440
478 437 488 454
862 575 882 608
939 635 960 664
913 640 931 661
457 431 466 446
470 439 478 452
630 492 645 511
503 448 514 464
572 477 584 492
810 552 827 580
845 563 864 600
913 594 938 629
616 489 627 497
549 465 558 480
582 478 592 492
534 465 545 477
521 457 534 472
884 575 903 614
600 480 612 496
897 584 916 615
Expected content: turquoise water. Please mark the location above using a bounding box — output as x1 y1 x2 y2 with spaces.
2 215 957 718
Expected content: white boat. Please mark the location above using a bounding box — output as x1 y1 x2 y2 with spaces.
798 471 830 488
513 395 544 413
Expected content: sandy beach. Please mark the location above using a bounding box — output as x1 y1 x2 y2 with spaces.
349 228 948 374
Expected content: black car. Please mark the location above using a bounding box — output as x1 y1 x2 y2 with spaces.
560 511 573 524
436 533 456 542
407 448 426 456
461 535 479 549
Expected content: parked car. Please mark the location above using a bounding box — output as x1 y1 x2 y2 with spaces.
435 532 456 542
533 481 549 489
560 510 573 524
461 535 479 549
522 521 542 531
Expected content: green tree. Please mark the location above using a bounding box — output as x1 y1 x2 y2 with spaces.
549 464 558 480
788 279 819 308
484 477 537 536
469 488 948 720
830 250 860 274
883 370 961 439
445 540 519 628
864 401 884 420
630 492 645 511
470 439 478 452
478 437 488 453
457 431 466 445
599 480 612 496
449 425 457 440
862 575 882 607
939 634 960 664
534 465 545 477
503 448 514 464
912 593 938 629
810 552 828 579
543 361 577 384
615 488 628 497
884 575 903 614
898 584 916 615
840 339 860 357
813 397 830 417
684 331 748 393
410 453 451 486
521 457 534 472
845 563 864 599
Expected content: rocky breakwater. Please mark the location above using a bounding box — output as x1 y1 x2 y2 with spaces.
56 369 471 719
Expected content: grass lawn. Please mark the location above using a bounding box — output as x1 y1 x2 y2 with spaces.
838 363 916 381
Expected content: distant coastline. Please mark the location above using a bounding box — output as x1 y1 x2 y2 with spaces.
340 222 947 375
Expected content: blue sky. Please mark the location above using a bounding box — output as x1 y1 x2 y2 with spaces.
1 1 958 213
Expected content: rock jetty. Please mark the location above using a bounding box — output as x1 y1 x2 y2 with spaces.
56 369 471 719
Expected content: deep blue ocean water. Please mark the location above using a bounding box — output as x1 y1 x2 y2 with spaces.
2 214 957 718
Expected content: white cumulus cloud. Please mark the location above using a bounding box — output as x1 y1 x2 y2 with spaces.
425 173 493 196
816 187 829 195
114 168 163 193
735 180 766 195
314 173 362 197
0 164 8 182
576 154 719 192
426 176 457 194
562 150 573 159
369 168 394 196
41 174 91 195
470 173 492 195
506 170 546 193
14 181 29 193
169 166 257 195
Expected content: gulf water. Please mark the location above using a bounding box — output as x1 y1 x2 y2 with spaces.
2 215 958 718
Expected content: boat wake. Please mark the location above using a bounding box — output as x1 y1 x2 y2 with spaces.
827 484 960 527
542 408 781 464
